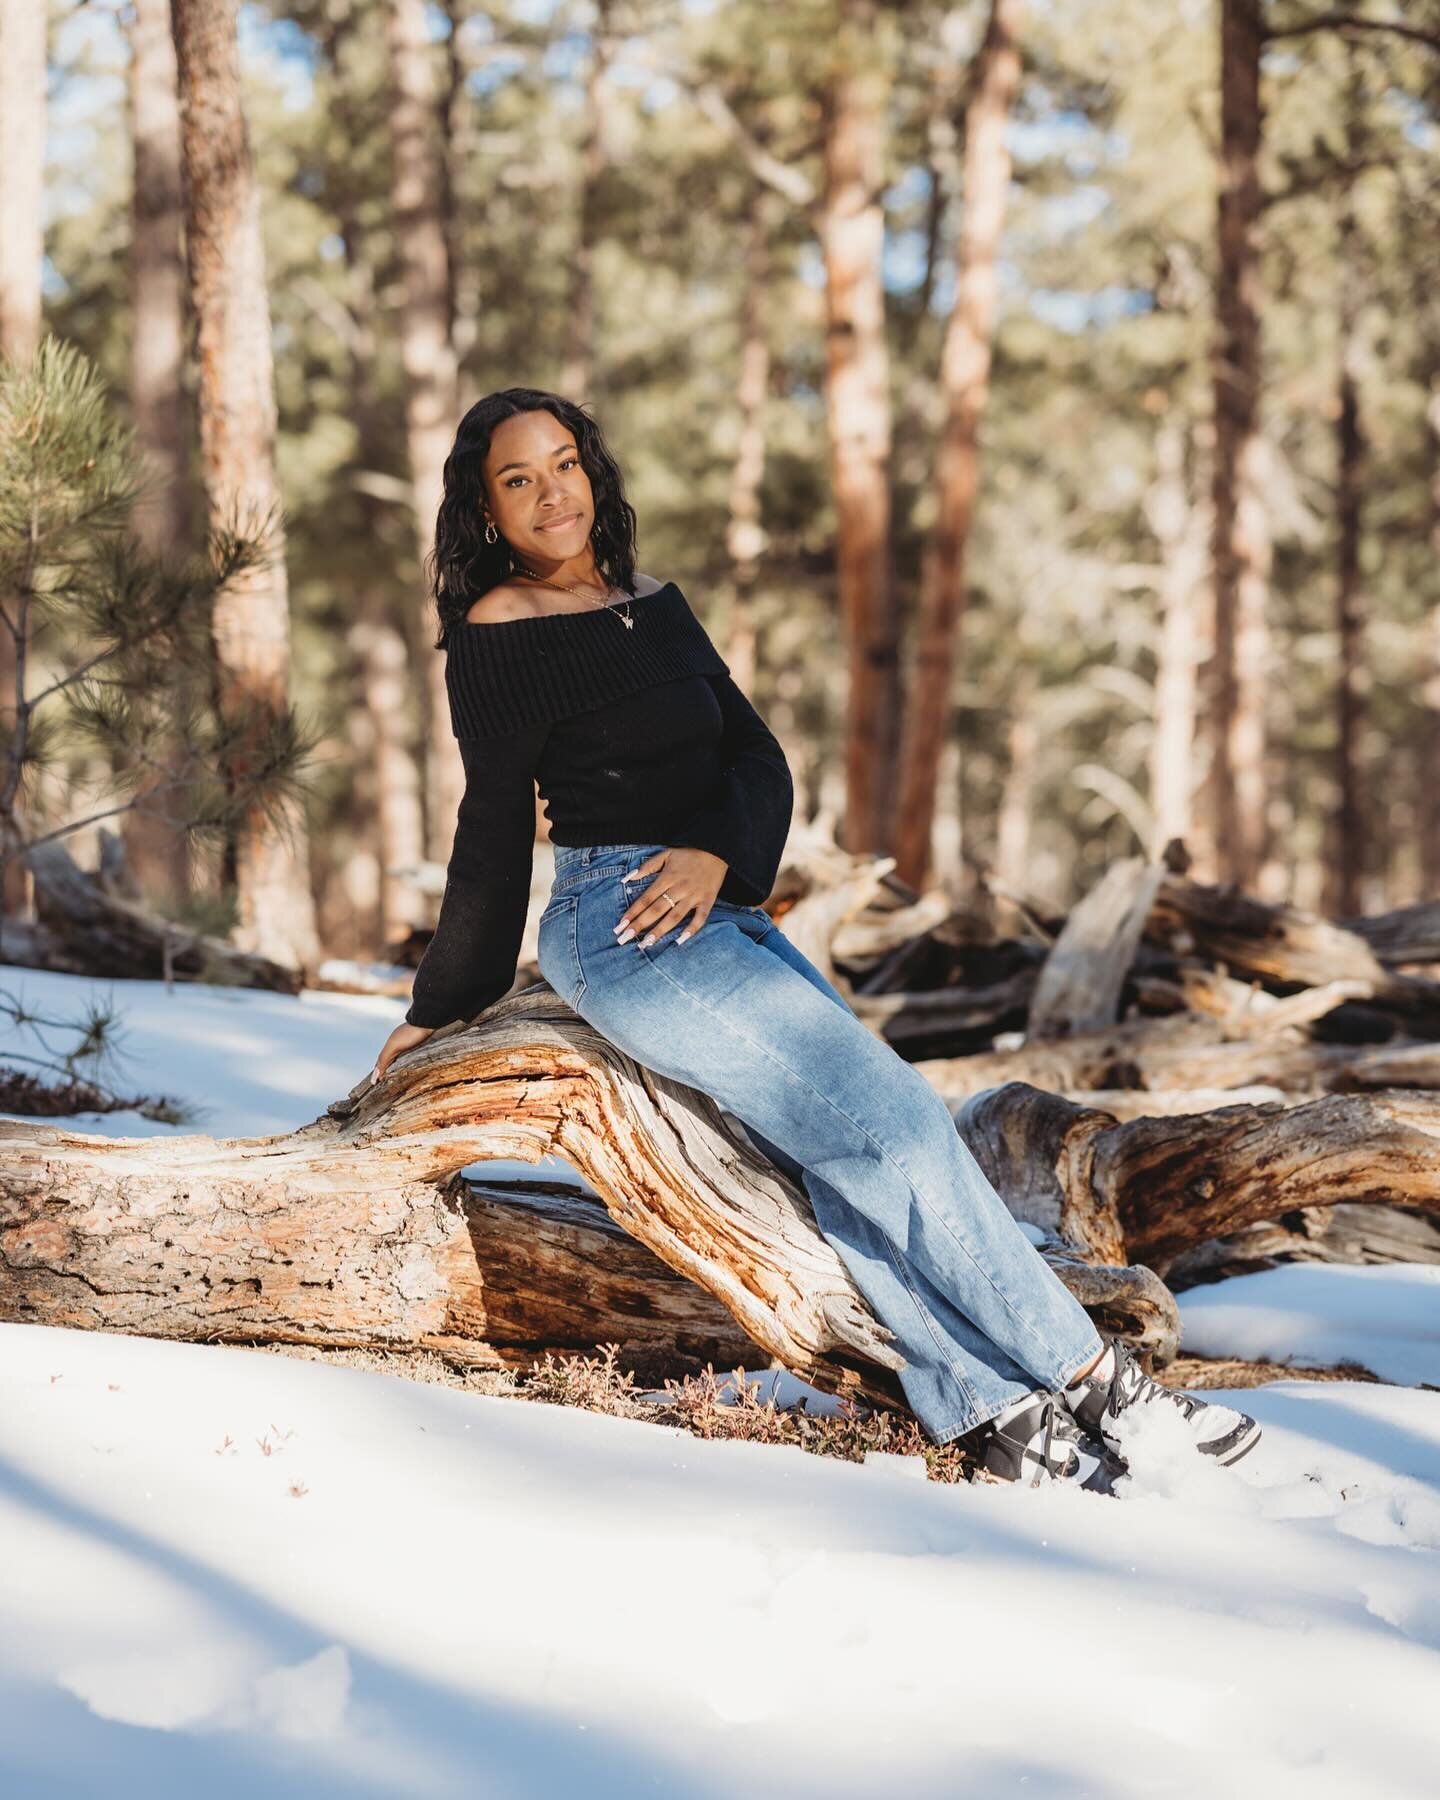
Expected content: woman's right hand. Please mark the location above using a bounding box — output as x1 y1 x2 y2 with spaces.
371 1020 436 1085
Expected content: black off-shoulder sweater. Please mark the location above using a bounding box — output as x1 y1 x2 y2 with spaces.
405 581 795 1029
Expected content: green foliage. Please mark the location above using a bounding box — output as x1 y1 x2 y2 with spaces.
35 0 1440 917
0 338 315 866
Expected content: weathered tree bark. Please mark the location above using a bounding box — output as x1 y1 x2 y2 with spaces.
385 0 465 866
1101 1089 1440 1273
1149 875 1440 1025
1027 857 1167 1040
919 1012 1440 1109
124 0 194 906
1165 1201 1440 1290
951 1080 1440 1280
821 0 899 860
893 0 1022 890
1206 0 1270 890
1341 898 1440 968
0 993 1182 1414
171 0 319 969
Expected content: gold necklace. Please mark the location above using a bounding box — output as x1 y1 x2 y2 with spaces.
513 563 636 629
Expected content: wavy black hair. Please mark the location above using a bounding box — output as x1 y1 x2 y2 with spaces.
427 386 639 646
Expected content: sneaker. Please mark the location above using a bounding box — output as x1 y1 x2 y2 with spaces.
967 1391 1125 1495
1062 1341 1261 1469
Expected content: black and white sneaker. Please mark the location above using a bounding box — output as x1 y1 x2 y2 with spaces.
967 1391 1125 1495
1062 1341 1262 1469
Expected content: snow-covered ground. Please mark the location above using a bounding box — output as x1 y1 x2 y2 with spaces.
4 967 1440 1797
1179 1264 1440 1389
4 1325 1440 1800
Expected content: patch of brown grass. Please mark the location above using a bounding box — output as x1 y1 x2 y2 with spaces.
259 1339 975 1480
1161 1354 1381 1390
256 1340 1392 1481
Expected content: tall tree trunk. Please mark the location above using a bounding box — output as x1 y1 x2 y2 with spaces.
893 0 1022 889
0 0 44 362
994 679 1036 899
723 190 778 697
1205 0 1270 889
0 0 47 928
1328 177 1365 917
560 0 614 406
821 0 898 858
386 0 464 868
124 0 193 907
170 0 319 969
1423 371 1440 898
317 6 429 949
1147 420 1208 853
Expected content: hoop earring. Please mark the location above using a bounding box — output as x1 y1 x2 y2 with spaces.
483 519 498 545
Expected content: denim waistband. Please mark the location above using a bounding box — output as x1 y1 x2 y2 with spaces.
549 841 672 893
551 841 659 872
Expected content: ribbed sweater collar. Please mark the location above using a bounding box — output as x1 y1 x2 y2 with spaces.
443 581 730 738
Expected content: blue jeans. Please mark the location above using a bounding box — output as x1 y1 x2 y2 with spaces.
536 841 1102 1442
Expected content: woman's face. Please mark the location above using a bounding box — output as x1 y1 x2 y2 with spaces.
481 410 596 567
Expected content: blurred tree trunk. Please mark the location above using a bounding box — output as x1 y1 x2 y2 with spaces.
1204 0 1270 890
1147 420 1207 853
1327 163 1365 918
994 679 1036 899
321 3 428 949
1424 370 1440 897
0 0 44 361
894 0 1022 891
124 0 193 907
821 0 898 859
723 189 779 697
171 0 319 969
560 0 615 405
0 0 47 926
386 0 464 866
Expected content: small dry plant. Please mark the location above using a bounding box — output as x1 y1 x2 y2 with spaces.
521 1342 974 1483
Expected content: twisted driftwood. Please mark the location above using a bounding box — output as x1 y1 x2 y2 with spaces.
0 986 1183 1411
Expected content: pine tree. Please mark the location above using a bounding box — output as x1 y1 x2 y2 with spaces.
0 337 312 957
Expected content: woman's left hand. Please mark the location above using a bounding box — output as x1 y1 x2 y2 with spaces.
616 847 728 947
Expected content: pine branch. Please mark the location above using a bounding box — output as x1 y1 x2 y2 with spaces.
1266 13 1440 53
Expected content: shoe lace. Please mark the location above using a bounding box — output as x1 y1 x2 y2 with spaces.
1028 1396 1083 1488
1109 1343 1196 1423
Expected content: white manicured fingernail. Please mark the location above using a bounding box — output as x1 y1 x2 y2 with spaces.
369 1068 379 1086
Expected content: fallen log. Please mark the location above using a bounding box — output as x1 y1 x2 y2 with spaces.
1165 1201 1440 1289
1027 857 1167 1039
947 1081 1440 1279
1149 875 1440 1028
0 987 1181 1413
22 837 300 991
916 1015 1424 1105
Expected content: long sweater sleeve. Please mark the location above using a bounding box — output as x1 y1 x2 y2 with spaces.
671 672 794 905
405 724 550 1028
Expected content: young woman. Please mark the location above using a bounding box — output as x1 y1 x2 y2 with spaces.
371 387 1260 1492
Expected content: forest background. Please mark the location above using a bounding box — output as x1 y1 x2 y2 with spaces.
4 0 1438 977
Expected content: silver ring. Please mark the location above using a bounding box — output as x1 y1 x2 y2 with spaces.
661 889 673 903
